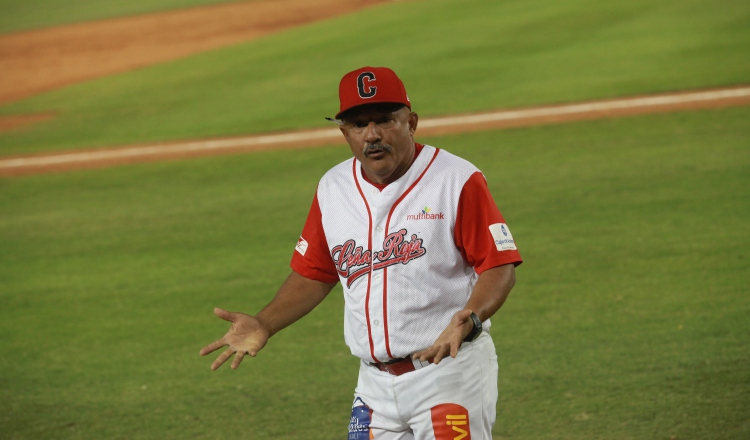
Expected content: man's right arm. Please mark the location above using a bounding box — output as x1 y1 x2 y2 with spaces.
199 271 338 370
256 271 338 337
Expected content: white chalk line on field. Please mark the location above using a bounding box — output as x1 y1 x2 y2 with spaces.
2 86 749 170
417 87 750 127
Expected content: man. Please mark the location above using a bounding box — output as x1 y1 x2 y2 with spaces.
200 66 522 439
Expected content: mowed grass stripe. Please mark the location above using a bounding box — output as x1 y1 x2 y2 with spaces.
2 85 749 175
1 106 748 439
2 0 748 155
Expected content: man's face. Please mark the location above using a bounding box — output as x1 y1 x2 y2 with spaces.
340 104 419 185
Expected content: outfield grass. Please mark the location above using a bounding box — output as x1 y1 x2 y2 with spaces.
0 0 250 34
1 0 749 155
1 106 748 439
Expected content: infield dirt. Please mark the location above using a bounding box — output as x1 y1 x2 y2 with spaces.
0 0 390 107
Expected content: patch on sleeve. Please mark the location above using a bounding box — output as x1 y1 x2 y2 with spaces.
489 223 517 251
349 397 373 440
431 403 470 440
295 236 309 256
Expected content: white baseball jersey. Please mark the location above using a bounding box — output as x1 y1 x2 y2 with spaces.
292 144 522 363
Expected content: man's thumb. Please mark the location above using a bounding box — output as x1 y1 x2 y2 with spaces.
214 307 235 322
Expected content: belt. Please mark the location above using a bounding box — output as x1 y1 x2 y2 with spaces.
369 356 432 376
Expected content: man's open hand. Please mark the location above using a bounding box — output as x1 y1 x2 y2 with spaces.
412 309 474 365
199 307 270 370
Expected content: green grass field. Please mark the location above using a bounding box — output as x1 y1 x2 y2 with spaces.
1 107 748 439
1 0 749 155
1 0 749 438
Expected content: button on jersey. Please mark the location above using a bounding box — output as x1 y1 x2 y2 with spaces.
291 145 522 362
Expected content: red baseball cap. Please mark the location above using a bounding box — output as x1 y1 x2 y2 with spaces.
334 66 411 119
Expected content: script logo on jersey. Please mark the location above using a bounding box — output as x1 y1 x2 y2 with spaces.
407 206 446 221
349 397 374 440
431 403 471 440
331 228 426 287
357 72 377 99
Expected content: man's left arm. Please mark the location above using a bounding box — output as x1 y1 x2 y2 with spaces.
413 263 516 364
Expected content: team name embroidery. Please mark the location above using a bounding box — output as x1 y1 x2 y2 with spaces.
331 229 426 287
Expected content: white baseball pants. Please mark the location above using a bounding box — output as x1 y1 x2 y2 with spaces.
349 333 498 440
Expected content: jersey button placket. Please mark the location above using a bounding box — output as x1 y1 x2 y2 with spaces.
369 193 388 360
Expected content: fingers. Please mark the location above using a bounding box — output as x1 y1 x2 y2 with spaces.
213 307 238 322
415 311 473 364
205 308 254 371
414 347 434 362
200 337 227 356
205 346 255 371
231 351 246 370
211 348 235 371
415 344 449 364
449 336 462 359
432 344 449 365
415 337 463 364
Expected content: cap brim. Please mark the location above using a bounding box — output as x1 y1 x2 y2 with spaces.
335 101 411 120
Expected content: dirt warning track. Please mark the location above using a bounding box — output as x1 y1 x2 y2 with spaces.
1 85 748 177
0 0 390 106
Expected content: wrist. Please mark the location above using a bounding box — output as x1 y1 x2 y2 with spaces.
254 313 275 337
463 310 483 342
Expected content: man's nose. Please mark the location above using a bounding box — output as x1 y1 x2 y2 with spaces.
364 121 381 143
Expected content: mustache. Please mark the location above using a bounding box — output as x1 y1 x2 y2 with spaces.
363 143 392 157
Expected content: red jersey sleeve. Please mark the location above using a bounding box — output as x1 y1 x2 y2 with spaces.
454 172 523 274
290 191 340 283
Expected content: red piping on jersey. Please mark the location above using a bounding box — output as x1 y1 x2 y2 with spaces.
382 148 441 359
352 159 379 364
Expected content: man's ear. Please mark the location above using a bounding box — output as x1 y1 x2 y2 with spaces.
408 112 419 136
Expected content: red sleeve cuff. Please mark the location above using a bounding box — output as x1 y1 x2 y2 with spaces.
473 251 523 275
